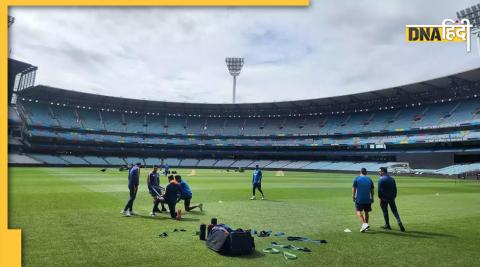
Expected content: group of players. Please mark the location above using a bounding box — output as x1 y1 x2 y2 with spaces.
120 162 203 219
120 162 404 233
352 167 406 233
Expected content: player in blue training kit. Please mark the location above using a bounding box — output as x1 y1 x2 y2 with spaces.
159 175 182 219
251 165 265 200
147 166 167 216
352 168 374 232
175 175 203 212
378 167 405 232
162 164 170 176
121 162 141 217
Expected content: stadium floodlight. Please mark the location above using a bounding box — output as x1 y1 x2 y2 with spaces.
8 16 15 28
225 57 244 104
457 3 480 55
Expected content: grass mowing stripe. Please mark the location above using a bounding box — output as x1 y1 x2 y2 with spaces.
9 167 480 266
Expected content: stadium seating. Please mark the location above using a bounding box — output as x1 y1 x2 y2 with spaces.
179 158 199 167
18 98 480 139
103 157 126 165
144 158 162 166
83 156 109 165
163 158 181 167
196 159 218 167
29 154 69 164
434 163 480 175
60 155 89 165
8 153 42 164
214 159 235 167
230 160 254 168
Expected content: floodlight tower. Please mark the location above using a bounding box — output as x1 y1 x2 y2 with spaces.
8 16 15 28
225 57 244 104
8 16 14 55
457 3 480 56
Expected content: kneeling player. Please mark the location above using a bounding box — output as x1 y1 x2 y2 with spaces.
175 175 203 212
147 166 166 216
160 175 181 219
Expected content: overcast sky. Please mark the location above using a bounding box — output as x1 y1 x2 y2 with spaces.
9 1 480 103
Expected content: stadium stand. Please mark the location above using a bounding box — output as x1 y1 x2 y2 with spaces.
8 153 42 164
7 59 480 174
214 159 235 167
83 156 109 165
103 157 127 165
265 160 291 169
196 159 218 167
144 158 162 166
29 154 69 165
230 159 254 168
179 158 199 167
248 160 274 168
163 158 181 167
60 155 90 165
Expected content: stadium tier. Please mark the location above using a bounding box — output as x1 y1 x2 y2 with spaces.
7 59 480 174
17 98 480 137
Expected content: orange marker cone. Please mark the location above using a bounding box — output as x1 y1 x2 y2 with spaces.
176 209 182 220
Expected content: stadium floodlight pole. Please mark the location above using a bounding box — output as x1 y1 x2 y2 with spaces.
225 57 244 104
8 16 15 28
457 3 480 56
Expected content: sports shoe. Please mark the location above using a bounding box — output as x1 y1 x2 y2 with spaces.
261 196 265 200
381 225 392 230
120 210 126 215
250 196 256 200
198 203 204 212
399 223 406 232
123 210 131 217
150 212 156 217
130 211 137 216
360 223 369 232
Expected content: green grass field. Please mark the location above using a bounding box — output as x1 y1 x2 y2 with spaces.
8 167 480 266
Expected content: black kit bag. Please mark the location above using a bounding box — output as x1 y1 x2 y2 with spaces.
207 225 255 256
222 229 255 256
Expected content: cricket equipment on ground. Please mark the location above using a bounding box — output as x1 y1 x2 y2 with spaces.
200 224 207 240
271 242 311 252
283 252 297 260
150 186 166 198
263 248 280 254
207 224 255 256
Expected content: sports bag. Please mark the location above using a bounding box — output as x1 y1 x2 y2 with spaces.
207 224 254 256
207 224 231 252
222 229 255 256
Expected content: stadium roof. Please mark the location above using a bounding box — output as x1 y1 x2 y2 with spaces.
17 68 480 116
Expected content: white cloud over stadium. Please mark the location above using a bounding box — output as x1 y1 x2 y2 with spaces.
9 0 480 103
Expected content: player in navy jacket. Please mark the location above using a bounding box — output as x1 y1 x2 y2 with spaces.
121 162 141 217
